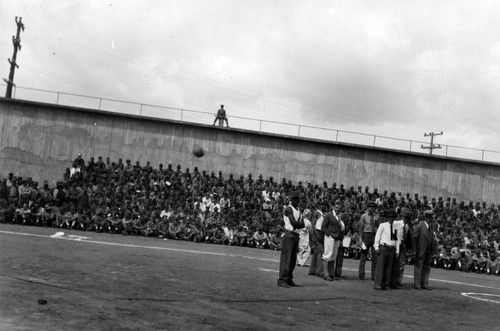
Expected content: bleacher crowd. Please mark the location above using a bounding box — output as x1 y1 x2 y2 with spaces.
0 154 499 276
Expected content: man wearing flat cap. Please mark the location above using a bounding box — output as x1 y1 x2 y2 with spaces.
278 191 305 288
373 209 401 290
412 210 437 290
358 201 380 280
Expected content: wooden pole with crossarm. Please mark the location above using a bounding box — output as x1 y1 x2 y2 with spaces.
4 17 25 99
421 131 443 155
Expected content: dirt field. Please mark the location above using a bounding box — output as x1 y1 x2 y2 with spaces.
1 224 499 330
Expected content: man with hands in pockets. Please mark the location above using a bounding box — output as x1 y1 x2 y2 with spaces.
373 209 401 290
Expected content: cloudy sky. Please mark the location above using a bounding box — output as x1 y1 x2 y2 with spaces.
1 1 500 160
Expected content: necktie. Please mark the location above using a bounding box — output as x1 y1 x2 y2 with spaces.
390 223 393 241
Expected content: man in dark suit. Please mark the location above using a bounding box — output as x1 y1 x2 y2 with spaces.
321 200 343 281
412 210 437 290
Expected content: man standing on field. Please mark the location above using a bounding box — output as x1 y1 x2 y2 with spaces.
277 191 304 288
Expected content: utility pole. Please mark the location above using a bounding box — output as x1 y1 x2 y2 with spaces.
421 131 443 155
4 17 25 99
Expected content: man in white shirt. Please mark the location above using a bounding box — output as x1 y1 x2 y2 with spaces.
390 210 413 288
373 209 401 290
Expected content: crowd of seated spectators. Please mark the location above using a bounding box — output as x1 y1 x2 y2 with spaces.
0 153 498 276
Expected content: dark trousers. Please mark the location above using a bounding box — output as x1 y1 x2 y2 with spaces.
278 231 300 284
374 245 395 289
335 246 345 277
390 244 406 286
359 233 377 279
414 245 432 288
309 239 324 276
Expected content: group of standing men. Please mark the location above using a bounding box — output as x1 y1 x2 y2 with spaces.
278 194 437 291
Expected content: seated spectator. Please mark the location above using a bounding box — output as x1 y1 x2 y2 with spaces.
167 219 182 239
490 252 500 276
33 204 54 227
269 227 284 251
438 247 452 270
211 225 229 245
158 217 169 238
180 222 197 241
253 226 270 249
0 200 13 223
232 226 248 246
132 215 147 236
143 217 159 237
14 203 32 225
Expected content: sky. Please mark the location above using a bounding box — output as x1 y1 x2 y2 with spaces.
1 0 500 160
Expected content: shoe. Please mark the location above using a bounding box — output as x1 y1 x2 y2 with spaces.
287 281 300 287
422 286 432 290
308 272 316 276
323 275 334 281
414 286 423 290
374 287 382 291
382 287 392 291
359 276 365 280
277 282 290 288
335 275 346 279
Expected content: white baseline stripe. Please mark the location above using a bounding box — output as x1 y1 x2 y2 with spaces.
2 230 498 290
461 292 500 304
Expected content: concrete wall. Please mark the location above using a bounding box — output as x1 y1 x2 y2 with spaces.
1 98 499 202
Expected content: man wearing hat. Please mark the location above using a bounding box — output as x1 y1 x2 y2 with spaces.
412 210 437 290
321 199 344 281
358 202 380 280
390 210 414 287
278 191 305 288
373 209 401 290
308 200 328 277
335 202 358 279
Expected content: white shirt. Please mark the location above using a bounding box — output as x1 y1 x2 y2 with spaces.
374 221 402 255
299 218 312 238
393 220 405 242
315 210 324 230
209 203 221 212
283 205 302 233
